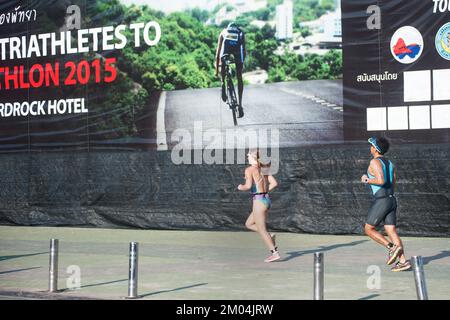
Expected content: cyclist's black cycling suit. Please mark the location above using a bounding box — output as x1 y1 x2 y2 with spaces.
217 24 246 117
219 25 246 68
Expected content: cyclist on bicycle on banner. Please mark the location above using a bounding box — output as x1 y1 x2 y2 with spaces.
215 22 246 118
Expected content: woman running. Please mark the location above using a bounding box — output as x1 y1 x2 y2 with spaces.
238 150 280 262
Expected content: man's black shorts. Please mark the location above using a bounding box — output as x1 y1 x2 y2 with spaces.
366 195 397 227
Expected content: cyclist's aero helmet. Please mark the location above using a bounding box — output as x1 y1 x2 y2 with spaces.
224 22 244 47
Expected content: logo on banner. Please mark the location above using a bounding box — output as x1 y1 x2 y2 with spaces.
435 22 450 60
390 26 423 64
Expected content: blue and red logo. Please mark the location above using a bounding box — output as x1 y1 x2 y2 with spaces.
390 26 423 64
393 38 421 59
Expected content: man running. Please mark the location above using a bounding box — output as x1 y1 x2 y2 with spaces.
215 22 246 118
361 137 411 272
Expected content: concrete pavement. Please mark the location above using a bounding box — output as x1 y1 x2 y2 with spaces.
0 226 449 300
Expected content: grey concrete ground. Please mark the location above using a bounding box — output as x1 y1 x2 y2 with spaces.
0 226 449 300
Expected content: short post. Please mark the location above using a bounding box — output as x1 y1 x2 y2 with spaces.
313 252 324 300
48 239 59 293
126 242 139 299
412 256 428 300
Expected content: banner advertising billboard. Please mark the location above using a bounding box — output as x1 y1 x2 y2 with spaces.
342 0 449 143
0 1 448 236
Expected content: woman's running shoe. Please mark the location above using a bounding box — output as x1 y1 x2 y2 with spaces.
264 251 281 263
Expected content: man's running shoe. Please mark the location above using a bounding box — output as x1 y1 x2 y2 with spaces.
387 245 403 265
264 251 280 263
237 106 244 118
221 83 227 102
391 260 412 272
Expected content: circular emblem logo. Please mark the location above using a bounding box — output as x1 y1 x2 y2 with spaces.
435 22 450 60
390 26 424 64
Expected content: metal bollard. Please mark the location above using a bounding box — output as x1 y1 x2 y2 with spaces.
412 256 428 300
48 239 59 293
126 242 139 299
313 252 324 300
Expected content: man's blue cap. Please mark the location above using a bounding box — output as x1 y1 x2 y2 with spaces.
368 137 382 153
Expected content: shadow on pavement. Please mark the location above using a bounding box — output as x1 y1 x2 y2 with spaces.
281 240 368 262
0 252 48 262
57 279 128 292
139 283 208 298
78 279 128 289
423 250 450 265
358 294 380 300
0 267 41 275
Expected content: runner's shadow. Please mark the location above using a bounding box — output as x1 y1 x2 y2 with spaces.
358 294 380 300
57 279 129 293
139 283 208 298
281 240 368 262
0 267 41 275
0 252 48 262
80 279 128 289
423 251 450 265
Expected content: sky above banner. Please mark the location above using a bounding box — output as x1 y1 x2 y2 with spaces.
120 0 211 13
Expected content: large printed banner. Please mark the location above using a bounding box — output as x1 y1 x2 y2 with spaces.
0 0 345 152
0 1 448 235
342 0 450 143
0 0 448 153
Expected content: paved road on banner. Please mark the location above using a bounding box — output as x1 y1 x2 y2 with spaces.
162 80 343 149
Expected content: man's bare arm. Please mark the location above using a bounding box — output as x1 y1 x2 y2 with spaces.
366 159 385 185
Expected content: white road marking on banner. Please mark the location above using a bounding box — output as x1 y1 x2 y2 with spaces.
279 88 342 111
156 91 168 151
